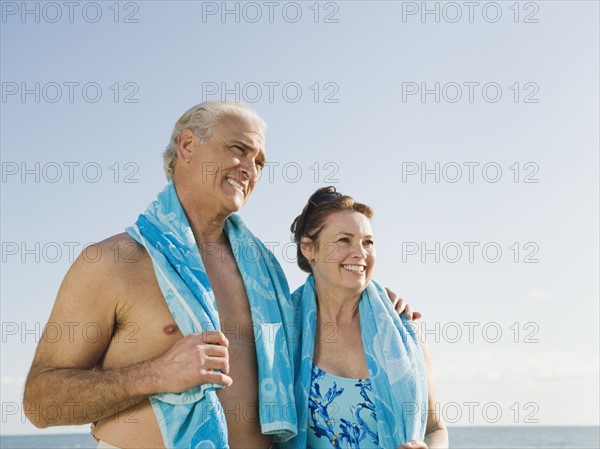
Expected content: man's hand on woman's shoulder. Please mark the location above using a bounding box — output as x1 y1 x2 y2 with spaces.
385 287 422 320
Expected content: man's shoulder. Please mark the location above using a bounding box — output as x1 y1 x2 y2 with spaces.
97 232 147 259
71 233 151 281
53 234 155 312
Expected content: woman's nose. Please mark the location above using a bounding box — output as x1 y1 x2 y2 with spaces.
352 242 368 258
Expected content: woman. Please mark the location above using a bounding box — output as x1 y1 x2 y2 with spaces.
282 187 448 449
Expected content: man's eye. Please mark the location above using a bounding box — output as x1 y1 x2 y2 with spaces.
229 145 245 155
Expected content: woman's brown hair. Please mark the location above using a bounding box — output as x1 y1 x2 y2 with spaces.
290 186 373 273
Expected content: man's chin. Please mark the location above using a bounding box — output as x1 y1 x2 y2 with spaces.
224 197 245 215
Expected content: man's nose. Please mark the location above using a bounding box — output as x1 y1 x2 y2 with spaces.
239 160 259 181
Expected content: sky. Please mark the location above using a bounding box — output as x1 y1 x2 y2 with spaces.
1 0 599 436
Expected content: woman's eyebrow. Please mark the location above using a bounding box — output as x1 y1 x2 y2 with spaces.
338 232 374 238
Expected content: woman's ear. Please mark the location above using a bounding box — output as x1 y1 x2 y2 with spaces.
176 129 196 163
300 236 315 263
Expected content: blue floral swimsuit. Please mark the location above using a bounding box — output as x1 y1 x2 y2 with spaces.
307 364 379 449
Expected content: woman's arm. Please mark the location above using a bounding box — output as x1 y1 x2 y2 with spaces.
397 327 449 449
421 335 449 449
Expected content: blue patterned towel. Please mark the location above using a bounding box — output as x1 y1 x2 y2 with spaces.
126 182 298 448
282 275 428 449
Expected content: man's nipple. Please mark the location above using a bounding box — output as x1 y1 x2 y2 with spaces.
163 324 179 335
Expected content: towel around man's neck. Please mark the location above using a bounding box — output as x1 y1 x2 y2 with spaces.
126 182 298 448
282 275 428 449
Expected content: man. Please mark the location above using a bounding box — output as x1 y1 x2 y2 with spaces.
23 101 414 449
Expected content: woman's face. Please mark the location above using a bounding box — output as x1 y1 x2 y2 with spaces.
305 210 376 296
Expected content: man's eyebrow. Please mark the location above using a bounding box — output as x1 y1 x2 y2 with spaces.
228 140 266 162
230 140 251 149
229 140 259 153
225 140 247 151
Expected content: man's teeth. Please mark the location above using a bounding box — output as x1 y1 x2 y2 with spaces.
226 178 244 192
342 265 365 273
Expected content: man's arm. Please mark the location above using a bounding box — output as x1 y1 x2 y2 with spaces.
23 240 231 428
385 287 422 320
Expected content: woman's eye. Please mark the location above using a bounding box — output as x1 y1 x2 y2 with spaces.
364 240 375 247
337 237 350 243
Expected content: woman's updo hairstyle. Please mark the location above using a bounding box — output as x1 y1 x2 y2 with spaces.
290 186 374 273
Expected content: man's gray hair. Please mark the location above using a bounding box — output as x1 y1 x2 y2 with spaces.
163 101 267 180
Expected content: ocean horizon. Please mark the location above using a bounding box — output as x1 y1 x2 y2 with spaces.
0 426 599 448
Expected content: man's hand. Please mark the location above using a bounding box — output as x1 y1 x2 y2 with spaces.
386 287 422 320
153 330 233 393
398 440 428 449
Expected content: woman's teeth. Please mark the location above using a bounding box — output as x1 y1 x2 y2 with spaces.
341 264 365 273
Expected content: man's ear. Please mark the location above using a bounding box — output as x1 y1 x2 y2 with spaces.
300 236 315 262
176 129 196 163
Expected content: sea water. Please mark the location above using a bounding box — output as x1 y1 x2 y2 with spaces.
1 426 599 448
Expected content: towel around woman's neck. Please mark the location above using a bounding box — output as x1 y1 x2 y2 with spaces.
282 275 428 449
126 182 298 448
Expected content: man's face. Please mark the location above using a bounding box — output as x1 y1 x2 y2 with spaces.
188 113 266 215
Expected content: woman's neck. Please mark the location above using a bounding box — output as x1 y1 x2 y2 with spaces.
314 283 362 325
